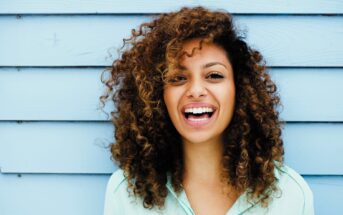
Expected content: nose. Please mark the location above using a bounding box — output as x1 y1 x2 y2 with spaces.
186 78 207 98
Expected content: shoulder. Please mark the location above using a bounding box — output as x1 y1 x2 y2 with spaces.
105 168 127 194
103 169 180 215
271 163 315 214
103 169 140 215
274 164 313 202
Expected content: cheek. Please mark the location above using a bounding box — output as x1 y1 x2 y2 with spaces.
225 88 236 113
214 84 235 109
163 88 179 114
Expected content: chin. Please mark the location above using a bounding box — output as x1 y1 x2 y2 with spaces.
180 132 221 145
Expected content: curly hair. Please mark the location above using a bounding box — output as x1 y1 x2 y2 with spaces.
100 6 284 210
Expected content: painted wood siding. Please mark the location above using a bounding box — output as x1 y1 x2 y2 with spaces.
0 1 342 214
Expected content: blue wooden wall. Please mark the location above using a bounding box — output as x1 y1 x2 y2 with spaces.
1 1 343 214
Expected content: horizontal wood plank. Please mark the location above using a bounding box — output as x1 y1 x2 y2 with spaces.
269 68 343 122
0 122 342 174
0 68 114 121
283 123 343 175
0 122 116 174
1 68 342 121
0 0 342 14
0 173 109 215
305 176 343 215
0 173 342 215
0 15 342 66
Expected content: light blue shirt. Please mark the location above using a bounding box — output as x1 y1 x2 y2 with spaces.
104 164 314 215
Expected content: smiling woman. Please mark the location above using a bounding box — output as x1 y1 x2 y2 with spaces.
100 6 314 215
163 39 236 151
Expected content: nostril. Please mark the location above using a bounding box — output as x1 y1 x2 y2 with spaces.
186 86 207 98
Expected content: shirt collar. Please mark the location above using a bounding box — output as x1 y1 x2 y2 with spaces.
166 174 195 214
165 164 283 215
228 165 282 214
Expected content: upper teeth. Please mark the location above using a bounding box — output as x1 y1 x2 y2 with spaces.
184 107 214 114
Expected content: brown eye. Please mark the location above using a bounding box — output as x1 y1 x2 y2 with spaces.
167 75 187 84
207 72 224 79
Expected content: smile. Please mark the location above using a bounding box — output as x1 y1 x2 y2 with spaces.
182 104 217 127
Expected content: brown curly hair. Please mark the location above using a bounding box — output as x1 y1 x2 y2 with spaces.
100 6 284 210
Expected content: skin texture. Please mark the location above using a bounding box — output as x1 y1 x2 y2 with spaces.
100 6 284 210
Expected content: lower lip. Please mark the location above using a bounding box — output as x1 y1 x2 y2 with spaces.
182 112 216 127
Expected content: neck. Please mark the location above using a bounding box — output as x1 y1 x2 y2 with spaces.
182 137 224 184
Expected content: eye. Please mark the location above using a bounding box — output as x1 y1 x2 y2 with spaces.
206 72 224 80
167 75 187 84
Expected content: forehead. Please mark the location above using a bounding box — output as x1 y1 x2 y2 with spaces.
180 39 230 63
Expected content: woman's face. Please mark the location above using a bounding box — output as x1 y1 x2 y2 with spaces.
163 38 235 145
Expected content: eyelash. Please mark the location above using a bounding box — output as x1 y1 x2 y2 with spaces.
167 75 187 83
167 72 224 84
206 72 224 79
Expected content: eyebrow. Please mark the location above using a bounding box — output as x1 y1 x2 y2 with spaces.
178 62 228 70
203 62 228 69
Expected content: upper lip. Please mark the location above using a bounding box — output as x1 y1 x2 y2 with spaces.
181 103 217 113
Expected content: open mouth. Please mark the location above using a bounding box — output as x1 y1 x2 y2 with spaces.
184 109 214 119
182 107 216 124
